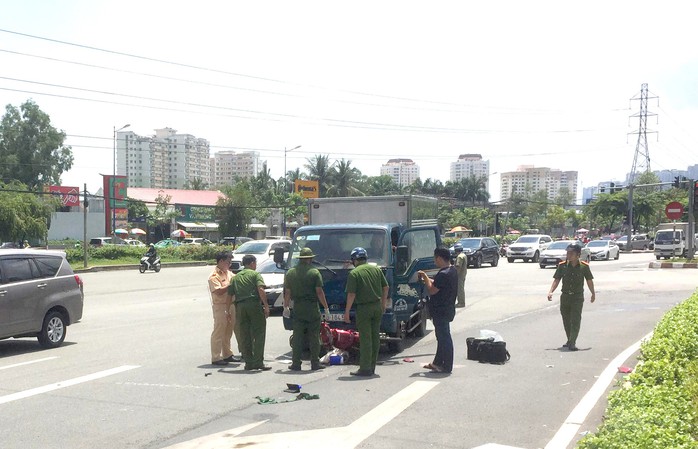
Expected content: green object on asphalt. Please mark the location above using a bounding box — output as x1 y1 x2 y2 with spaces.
255 393 320 405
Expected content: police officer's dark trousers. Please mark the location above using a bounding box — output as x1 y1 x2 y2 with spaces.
236 300 266 369
291 301 321 367
560 293 584 346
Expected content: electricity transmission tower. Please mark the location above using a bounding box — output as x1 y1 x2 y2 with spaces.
627 83 658 184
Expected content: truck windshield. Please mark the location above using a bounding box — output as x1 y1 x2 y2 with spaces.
655 231 680 244
289 229 389 268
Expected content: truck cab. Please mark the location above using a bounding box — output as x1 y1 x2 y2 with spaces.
278 195 441 351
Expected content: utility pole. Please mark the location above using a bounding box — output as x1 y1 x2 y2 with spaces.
83 183 88 268
625 83 658 250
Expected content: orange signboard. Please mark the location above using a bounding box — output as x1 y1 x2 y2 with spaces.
294 180 319 199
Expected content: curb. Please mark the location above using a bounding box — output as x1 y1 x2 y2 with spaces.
648 262 698 269
74 261 210 273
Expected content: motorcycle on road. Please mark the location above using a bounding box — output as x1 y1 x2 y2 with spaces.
139 256 161 273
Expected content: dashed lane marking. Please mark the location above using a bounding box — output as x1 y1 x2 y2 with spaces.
0 356 58 371
0 365 140 405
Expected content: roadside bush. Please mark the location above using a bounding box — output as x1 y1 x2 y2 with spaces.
577 293 698 449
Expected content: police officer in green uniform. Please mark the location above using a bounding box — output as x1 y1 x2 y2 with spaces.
228 255 271 370
547 243 596 351
284 247 330 371
344 247 389 377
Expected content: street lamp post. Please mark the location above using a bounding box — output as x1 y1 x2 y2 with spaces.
112 124 130 235
282 145 301 236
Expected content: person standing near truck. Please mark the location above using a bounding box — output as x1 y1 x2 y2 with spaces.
418 247 457 374
344 247 389 377
228 255 271 371
547 243 595 351
453 243 467 308
284 247 330 371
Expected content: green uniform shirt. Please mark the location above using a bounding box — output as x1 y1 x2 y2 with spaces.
228 268 265 303
553 261 593 295
284 263 323 303
455 252 468 277
346 263 388 305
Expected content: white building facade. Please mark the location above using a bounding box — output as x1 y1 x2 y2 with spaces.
450 154 490 182
117 128 211 189
210 150 260 187
500 165 578 202
380 158 420 187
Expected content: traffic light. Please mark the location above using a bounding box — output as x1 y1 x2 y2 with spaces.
674 176 681 188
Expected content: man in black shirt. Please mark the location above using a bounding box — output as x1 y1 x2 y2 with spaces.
418 247 457 374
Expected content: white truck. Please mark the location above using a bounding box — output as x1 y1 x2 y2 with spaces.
654 222 694 260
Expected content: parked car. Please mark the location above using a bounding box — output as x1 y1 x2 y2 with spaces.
506 234 553 263
256 259 286 310
615 234 652 251
219 236 253 248
449 237 500 268
123 239 146 247
230 239 291 272
539 240 591 268
89 237 113 247
585 239 620 260
154 238 181 248
0 249 84 348
181 238 213 245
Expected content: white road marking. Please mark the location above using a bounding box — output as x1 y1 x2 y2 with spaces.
163 380 438 449
544 332 652 449
0 356 58 371
472 444 525 449
0 365 140 405
117 381 240 392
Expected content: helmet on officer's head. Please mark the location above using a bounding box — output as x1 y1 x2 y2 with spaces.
453 243 463 252
350 247 368 260
149 243 155 248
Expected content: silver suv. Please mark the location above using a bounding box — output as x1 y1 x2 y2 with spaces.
506 234 553 263
0 249 84 348
230 239 291 272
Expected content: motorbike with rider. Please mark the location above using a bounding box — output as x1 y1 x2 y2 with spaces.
140 243 161 273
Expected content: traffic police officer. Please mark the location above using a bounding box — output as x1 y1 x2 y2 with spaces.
343 247 389 377
454 243 467 308
284 247 330 371
208 251 241 365
228 255 271 370
547 243 596 351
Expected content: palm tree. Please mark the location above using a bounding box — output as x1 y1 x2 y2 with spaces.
328 159 363 197
285 168 305 194
304 155 332 197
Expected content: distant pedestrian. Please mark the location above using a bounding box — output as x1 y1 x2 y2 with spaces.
228 255 271 371
344 247 389 377
284 247 330 371
547 243 596 351
418 247 457 374
208 251 241 366
453 243 467 308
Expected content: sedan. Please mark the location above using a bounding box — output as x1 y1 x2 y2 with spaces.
154 238 181 248
539 240 591 268
256 259 286 310
585 240 620 261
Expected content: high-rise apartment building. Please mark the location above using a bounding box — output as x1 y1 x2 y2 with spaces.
117 128 211 189
450 154 490 182
380 158 420 187
209 150 261 187
500 165 578 202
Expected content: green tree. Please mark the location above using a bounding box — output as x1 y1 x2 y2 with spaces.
148 193 179 241
361 175 402 196
305 154 332 197
0 181 58 242
184 177 208 190
127 198 150 222
0 100 73 189
543 205 567 236
217 182 255 236
328 158 363 197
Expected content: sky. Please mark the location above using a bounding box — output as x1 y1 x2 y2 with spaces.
2 1 698 202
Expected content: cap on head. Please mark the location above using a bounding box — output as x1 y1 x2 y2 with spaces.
453 243 463 252
566 243 582 254
297 247 315 259
149 243 155 248
350 247 367 260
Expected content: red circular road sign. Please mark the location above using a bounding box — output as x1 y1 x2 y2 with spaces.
665 201 684 220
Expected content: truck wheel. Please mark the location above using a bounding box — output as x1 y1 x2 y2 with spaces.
507 257 514 263
388 337 404 353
